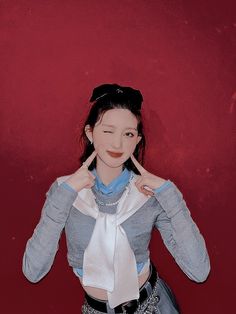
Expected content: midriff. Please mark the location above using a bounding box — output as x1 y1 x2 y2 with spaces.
79 268 150 301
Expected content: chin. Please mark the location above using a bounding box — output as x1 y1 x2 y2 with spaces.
105 160 124 168
99 155 128 169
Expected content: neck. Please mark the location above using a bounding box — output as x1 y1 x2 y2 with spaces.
96 159 123 186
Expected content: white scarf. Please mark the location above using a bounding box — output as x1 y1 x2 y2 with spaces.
57 174 149 308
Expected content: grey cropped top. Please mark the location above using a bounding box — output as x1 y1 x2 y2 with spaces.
22 171 210 284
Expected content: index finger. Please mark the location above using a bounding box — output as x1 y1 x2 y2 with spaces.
130 154 147 175
83 150 97 167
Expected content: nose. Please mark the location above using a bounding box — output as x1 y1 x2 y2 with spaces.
111 134 122 149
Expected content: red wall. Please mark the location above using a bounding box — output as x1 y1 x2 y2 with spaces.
1 1 235 313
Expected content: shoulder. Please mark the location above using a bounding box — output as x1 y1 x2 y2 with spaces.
45 174 72 197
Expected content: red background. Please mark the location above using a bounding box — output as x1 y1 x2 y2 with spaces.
1 1 236 313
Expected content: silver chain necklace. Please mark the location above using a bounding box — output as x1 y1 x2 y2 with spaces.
95 175 133 207
95 185 130 207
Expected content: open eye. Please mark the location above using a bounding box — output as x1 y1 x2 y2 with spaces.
125 132 135 138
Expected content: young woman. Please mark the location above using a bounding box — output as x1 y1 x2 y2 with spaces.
22 83 210 313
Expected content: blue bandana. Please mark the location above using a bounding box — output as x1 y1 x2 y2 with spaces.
92 168 132 195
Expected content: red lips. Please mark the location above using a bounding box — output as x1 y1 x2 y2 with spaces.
106 151 123 158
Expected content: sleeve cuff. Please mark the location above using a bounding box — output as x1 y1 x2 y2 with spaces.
154 180 184 218
61 182 77 193
154 180 172 193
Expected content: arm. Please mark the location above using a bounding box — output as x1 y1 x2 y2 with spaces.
154 180 210 282
22 181 78 283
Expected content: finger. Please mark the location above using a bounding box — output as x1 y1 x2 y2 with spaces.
130 154 147 175
136 184 153 196
84 181 95 189
138 185 154 197
141 185 154 196
135 178 154 196
89 171 96 179
83 175 95 187
144 190 154 196
135 177 148 190
135 177 144 187
83 150 97 168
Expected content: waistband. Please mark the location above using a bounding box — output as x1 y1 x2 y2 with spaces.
84 261 158 313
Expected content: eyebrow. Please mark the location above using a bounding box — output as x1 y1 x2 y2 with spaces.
101 124 138 131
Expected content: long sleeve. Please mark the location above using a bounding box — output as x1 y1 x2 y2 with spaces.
154 180 210 282
22 180 78 283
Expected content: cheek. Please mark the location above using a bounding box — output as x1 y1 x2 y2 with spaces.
96 145 106 157
124 140 138 155
92 133 107 149
92 137 107 156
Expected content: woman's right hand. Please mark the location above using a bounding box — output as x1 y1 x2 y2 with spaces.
65 150 97 192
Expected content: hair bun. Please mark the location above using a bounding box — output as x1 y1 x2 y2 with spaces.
89 83 143 109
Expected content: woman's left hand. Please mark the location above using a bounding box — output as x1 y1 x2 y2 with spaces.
130 154 167 197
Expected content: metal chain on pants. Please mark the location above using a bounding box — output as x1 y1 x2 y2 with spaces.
81 281 161 314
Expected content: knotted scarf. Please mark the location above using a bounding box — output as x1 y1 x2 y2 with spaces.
58 174 149 308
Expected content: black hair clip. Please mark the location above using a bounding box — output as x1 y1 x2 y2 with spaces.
90 84 119 102
89 83 143 110
93 93 108 101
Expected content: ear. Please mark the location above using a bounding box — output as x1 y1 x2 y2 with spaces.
84 125 93 143
136 135 142 145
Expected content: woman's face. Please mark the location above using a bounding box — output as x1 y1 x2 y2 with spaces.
86 109 142 169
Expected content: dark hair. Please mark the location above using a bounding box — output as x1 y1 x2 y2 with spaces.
79 83 146 174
